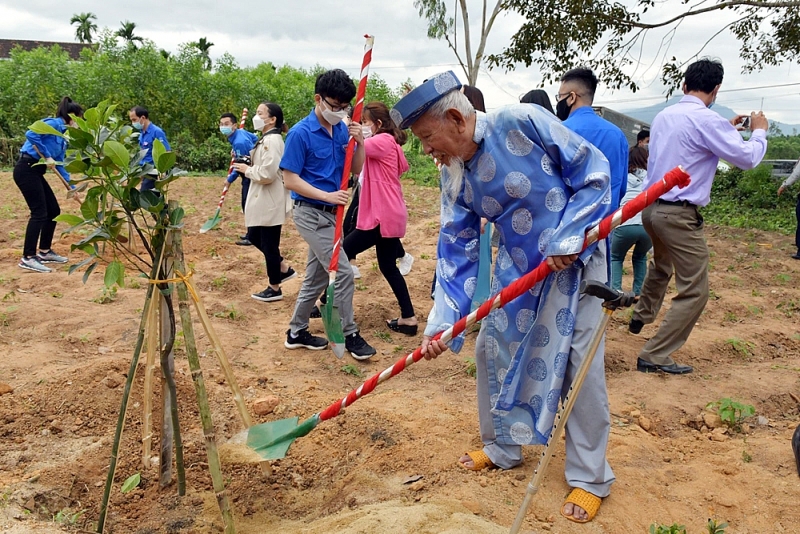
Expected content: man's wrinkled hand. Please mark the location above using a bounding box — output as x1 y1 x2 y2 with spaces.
547 254 578 272
421 335 449 360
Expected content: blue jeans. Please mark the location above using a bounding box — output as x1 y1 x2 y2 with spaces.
610 225 652 295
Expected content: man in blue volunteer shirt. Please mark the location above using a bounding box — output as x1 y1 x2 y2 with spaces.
556 68 628 212
279 68 376 360
220 112 259 246
129 106 171 191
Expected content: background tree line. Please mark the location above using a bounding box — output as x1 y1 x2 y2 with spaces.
0 30 401 171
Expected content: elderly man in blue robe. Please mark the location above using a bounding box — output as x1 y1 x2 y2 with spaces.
392 72 615 524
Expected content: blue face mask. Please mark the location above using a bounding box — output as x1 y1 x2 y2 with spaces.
220 126 233 136
132 121 143 131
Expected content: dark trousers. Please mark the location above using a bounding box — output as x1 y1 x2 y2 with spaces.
241 178 252 240
795 194 800 251
249 225 283 286
343 226 415 319
13 156 60 258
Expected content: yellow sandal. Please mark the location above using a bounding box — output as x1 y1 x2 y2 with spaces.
561 488 601 523
458 450 495 471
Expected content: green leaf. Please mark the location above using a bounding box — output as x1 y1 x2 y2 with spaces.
28 120 65 138
104 261 125 288
103 140 130 170
120 473 141 494
156 150 176 175
169 206 185 228
82 262 97 285
64 158 88 174
80 194 99 220
152 139 167 171
84 107 100 129
68 256 96 275
54 214 84 226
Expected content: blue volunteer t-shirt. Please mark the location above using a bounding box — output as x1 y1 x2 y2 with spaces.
139 123 171 165
228 128 259 158
279 108 349 206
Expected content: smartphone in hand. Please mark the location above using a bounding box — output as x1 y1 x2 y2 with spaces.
742 116 751 129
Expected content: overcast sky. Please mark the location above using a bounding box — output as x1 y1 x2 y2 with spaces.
2 0 798 126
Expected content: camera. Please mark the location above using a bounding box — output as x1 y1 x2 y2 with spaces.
234 155 252 166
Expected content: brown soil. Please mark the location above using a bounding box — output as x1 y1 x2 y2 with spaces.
0 172 799 533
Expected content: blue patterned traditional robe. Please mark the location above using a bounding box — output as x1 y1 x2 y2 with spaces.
425 105 611 445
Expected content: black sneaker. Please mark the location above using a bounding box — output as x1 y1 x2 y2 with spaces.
345 332 376 361
792 251 800 260
285 328 328 350
629 318 644 335
236 237 252 246
252 287 283 302
280 267 297 283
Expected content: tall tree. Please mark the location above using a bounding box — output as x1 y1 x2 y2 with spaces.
190 37 215 70
413 0 507 85
491 0 800 93
70 12 98 44
117 20 144 49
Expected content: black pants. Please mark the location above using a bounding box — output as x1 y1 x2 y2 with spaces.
249 225 283 286
241 178 252 239
795 193 800 252
343 226 415 319
13 156 60 258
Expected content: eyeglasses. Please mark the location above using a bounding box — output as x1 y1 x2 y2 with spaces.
554 91 582 102
322 97 351 113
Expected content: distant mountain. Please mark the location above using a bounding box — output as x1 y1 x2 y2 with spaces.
619 96 800 135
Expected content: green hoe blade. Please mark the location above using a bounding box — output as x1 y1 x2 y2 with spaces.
320 282 346 358
246 415 320 460
199 210 221 233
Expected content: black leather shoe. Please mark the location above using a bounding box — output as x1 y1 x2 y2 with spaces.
791 252 800 260
629 318 644 334
637 358 693 374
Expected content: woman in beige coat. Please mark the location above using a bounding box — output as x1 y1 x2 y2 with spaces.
232 102 295 302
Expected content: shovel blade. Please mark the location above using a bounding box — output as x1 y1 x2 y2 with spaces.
321 283 346 359
245 415 320 460
246 417 300 460
200 211 222 234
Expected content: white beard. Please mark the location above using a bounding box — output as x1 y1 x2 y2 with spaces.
442 157 465 203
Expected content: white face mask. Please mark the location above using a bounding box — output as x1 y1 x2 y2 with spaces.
322 108 347 126
252 115 266 131
362 126 373 139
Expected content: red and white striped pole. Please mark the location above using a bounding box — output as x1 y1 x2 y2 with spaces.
327 35 374 274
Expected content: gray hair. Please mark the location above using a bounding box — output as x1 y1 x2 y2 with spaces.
426 90 476 122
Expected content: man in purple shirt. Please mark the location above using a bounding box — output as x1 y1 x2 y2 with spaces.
629 58 769 374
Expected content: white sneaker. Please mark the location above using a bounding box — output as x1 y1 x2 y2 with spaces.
19 256 52 273
398 253 414 276
351 264 361 279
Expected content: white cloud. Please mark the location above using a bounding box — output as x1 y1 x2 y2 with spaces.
0 0 797 125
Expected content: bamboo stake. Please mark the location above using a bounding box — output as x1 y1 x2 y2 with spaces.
172 223 237 534
157 220 185 494
141 291 159 469
185 276 272 475
97 256 161 533
186 292 252 427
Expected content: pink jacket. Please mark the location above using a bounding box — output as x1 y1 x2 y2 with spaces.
357 133 410 238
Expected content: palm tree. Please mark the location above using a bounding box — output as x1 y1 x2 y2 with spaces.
70 12 98 44
191 37 214 70
117 20 144 49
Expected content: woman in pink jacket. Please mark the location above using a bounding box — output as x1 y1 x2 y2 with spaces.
343 102 417 336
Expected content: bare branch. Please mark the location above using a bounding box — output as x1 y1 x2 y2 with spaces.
618 0 800 30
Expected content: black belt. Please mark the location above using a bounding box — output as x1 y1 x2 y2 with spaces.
657 199 696 208
294 200 338 214
18 153 37 163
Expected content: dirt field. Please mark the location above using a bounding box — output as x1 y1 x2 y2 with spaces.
0 172 798 534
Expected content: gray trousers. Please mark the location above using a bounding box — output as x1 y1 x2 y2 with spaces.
289 204 358 337
476 247 615 497
633 203 709 366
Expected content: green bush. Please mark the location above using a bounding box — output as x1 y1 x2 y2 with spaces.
703 164 797 234
172 132 231 172
0 33 403 172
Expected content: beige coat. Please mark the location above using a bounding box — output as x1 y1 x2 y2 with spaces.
244 132 292 228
